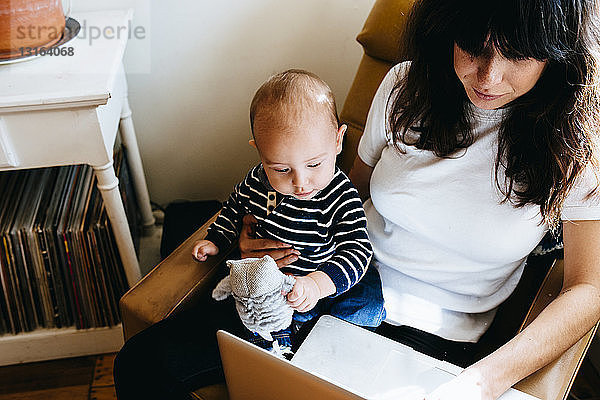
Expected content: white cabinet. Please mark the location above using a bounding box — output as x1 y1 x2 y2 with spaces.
0 10 154 365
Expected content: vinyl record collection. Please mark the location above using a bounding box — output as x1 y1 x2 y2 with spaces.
0 148 140 335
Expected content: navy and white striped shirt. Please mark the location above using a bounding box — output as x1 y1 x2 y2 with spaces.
205 165 373 295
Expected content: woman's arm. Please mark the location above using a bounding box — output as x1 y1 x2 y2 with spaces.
430 220 600 400
349 156 374 202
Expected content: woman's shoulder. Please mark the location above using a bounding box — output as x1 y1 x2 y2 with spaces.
378 61 411 95
562 166 600 220
390 60 411 77
368 61 411 114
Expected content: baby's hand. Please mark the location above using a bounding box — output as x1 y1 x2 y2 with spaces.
287 276 321 312
192 240 219 262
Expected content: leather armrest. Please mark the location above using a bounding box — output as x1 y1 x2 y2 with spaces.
119 212 235 341
514 259 599 400
338 54 393 173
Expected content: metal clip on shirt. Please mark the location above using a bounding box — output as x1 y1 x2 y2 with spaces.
266 191 277 215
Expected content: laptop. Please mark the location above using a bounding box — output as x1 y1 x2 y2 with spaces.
217 315 540 400
217 329 364 400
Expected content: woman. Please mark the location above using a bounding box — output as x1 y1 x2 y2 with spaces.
240 0 600 398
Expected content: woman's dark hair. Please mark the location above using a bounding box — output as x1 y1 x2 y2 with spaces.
390 0 600 228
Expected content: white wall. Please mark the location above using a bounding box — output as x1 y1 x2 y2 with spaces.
73 0 376 205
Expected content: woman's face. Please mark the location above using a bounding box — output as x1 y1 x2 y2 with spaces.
453 43 547 110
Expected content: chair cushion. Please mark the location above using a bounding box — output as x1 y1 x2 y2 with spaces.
338 0 414 172
356 0 413 63
339 54 393 172
340 54 394 130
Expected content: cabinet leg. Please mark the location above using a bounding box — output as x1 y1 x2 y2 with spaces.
94 161 141 287
119 97 156 229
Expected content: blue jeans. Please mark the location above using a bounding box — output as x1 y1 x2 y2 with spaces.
248 265 386 350
293 264 386 327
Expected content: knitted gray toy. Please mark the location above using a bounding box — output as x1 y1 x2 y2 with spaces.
212 255 296 341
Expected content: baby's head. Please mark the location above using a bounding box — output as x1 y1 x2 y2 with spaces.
249 69 346 200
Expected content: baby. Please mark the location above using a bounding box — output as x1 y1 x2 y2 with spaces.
192 69 385 350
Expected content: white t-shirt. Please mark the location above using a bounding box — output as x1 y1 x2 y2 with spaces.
358 62 600 342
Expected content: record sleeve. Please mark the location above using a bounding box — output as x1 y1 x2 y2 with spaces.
46 166 76 327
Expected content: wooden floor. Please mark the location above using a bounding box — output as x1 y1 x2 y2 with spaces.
0 351 598 400
0 354 117 400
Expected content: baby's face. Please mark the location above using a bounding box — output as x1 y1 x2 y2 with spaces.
253 112 344 200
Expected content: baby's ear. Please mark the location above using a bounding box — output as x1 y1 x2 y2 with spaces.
336 124 347 154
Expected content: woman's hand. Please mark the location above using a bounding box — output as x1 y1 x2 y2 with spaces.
425 368 493 400
239 214 300 268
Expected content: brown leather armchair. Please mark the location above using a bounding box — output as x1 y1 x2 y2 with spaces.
119 1 598 399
